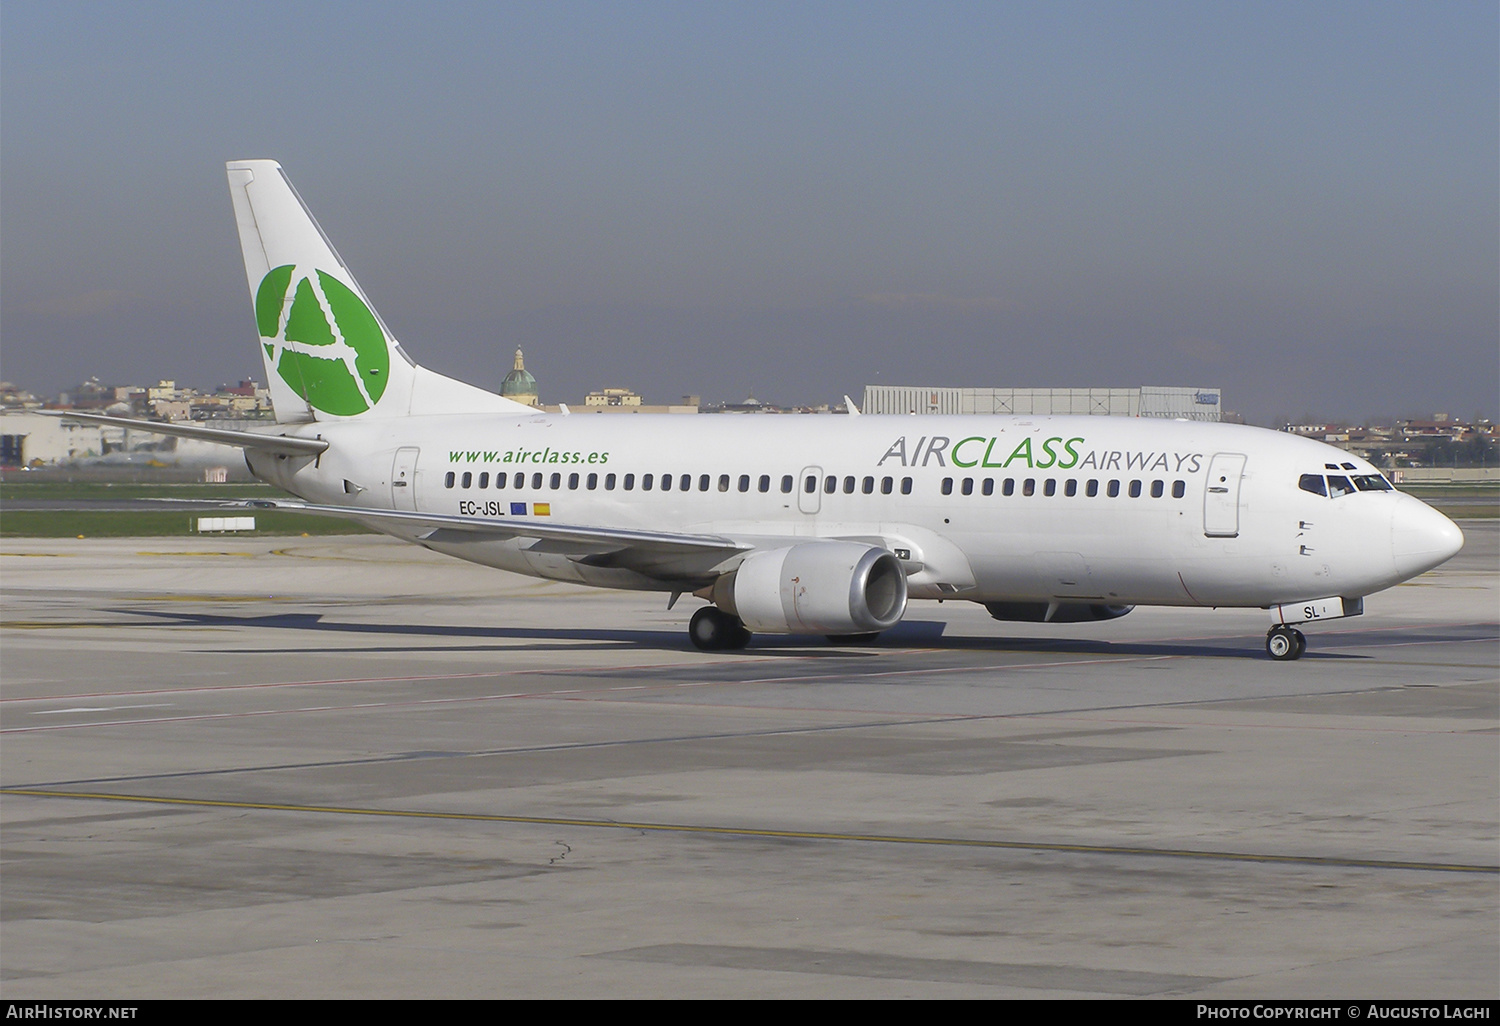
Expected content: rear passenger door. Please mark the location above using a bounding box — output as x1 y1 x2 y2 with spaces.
392 447 419 511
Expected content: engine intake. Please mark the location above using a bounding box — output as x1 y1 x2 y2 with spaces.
719 542 908 635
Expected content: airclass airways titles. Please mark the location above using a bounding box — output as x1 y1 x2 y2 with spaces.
877 435 1204 474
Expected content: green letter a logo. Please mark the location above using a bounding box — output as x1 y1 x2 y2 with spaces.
256 265 390 415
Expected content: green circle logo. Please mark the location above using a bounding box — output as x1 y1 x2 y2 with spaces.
255 265 390 415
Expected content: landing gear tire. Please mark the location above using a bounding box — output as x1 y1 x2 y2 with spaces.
1266 626 1305 661
689 607 751 651
825 632 881 646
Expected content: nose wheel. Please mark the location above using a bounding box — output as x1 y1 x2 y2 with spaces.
1266 625 1307 661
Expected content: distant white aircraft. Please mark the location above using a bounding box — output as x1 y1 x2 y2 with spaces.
62 160 1464 659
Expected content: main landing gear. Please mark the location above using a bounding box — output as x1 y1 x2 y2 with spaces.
1265 625 1307 661
688 607 751 651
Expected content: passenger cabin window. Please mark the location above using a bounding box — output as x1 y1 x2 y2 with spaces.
1002 478 1015 496
961 478 973 496
478 472 489 489
445 471 455 488
461 472 472 489
1172 480 1186 498
1151 480 1164 498
1064 479 1077 497
881 477 893 495
1043 479 1056 497
941 478 954 496
1128 480 1141 498
757 475 770 493
1107 480 1120 498
804 475 817 494
901 477 913 495
1086 479 1098 497
982 478 994 496
862 476 875 494
824 476 836 494
586 473 597 490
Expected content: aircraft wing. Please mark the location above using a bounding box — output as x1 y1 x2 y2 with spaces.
36 411 328 457
244 499 751 580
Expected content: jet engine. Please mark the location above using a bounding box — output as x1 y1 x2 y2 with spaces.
714 542 908 635
984 601 1134 623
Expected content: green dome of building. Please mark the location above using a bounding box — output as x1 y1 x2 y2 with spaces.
500 348 538 406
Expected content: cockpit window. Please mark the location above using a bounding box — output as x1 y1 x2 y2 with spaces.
1326 475 1354 498
1299 474 1327 496
1352 474 1393 491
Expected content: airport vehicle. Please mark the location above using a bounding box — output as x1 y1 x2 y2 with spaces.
60 160 1465 659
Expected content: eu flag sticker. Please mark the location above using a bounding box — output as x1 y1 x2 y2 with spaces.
534 503 551 516
510 502 527 516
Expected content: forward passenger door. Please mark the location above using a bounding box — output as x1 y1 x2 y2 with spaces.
1203 453 1246 537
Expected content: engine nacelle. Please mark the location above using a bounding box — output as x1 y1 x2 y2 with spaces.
719 542 908 635
984 601 1134 623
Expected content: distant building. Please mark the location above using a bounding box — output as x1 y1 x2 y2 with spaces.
585 387 642 407
500 348 539 406
861 385 1223 421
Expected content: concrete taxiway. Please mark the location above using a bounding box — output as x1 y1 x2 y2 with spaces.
2 524 1496 998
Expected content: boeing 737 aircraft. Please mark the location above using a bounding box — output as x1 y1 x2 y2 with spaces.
61 160 1465 659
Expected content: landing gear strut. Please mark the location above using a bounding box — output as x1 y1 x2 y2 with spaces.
1265 625 1307 661
689 606 752 651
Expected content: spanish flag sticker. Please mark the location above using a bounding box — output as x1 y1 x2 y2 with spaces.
533 503 551 517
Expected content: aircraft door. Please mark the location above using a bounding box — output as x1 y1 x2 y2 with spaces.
1203 452 1246 537
798 465 822 514
392 447 419 511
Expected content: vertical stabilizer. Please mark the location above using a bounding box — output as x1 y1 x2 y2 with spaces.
226 160 535 422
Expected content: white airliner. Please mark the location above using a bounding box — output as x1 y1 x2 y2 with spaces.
61 160 1464 659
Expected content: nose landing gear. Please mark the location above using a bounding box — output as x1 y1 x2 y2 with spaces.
1266 625 1307 661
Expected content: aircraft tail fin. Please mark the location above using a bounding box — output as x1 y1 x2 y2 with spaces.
226 160 535 423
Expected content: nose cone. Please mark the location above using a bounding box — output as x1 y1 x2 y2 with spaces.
1391 494 1464 580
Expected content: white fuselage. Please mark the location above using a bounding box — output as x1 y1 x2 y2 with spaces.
246 412 1462 611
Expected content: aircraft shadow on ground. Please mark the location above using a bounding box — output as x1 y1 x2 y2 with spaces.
106 607 1377 661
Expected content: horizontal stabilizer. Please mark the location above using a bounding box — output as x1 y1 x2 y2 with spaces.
37 411 327 457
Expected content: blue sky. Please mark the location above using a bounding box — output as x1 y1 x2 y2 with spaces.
3 1 1496 423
